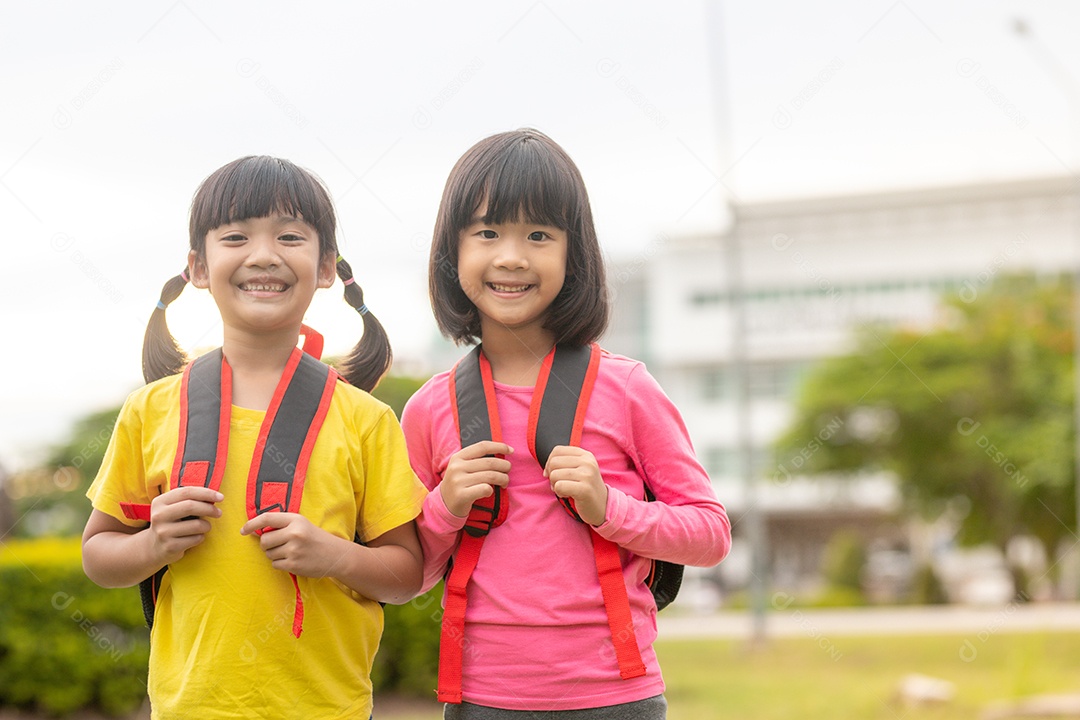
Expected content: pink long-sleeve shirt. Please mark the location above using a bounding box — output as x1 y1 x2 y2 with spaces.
401 350 731 711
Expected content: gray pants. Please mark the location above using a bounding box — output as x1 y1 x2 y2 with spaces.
443 695 667 720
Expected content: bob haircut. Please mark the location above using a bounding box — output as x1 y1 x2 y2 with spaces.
189 155 337 260
429 128 609 347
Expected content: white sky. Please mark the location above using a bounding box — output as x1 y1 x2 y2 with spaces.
3 0 1080 469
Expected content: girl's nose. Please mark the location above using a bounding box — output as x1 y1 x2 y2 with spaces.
494 237 529 269
245 235 282 268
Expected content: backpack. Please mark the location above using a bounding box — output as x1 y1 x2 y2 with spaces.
436 342 683 703
119 330 339 638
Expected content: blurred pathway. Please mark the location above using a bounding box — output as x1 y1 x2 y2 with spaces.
658 602 1080 639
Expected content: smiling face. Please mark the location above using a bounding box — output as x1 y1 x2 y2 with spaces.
189 214 335 341
456 204 568 347
430 130 610 347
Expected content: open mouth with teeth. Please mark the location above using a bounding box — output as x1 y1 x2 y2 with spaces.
487 282 533 293
239 281 289 293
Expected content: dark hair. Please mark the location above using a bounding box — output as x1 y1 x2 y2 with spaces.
429 128 609 346
142 155 391 391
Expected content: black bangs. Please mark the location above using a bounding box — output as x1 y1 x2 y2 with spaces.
451 133 578 233
188 156 337 256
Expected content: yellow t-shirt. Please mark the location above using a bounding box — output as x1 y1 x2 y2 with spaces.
87 370 427 720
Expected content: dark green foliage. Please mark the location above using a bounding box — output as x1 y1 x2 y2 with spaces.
370 374 428 419
4 408 123 538
821 530 867 593
372 584 444 697
45 407 121 483
909 563 948 605
0 538 150 716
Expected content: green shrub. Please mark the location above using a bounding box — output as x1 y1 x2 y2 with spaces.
373 583 443 697
0 537 149 716
909 562 948 604
820 530 867 592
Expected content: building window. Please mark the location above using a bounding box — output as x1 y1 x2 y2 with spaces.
700 368 729 401
701 446 773 479
747 362 807 400
702 447 728 477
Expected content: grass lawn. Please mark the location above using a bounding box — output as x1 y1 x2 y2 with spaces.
374 630 1080 719
658 631 1080 719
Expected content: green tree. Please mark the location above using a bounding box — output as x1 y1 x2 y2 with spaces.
775 274 1075 561
46 407 121 483
3 407 126 537
370 374 427 418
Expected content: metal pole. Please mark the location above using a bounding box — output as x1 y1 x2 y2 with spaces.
726 222 768 642
706 0 767 642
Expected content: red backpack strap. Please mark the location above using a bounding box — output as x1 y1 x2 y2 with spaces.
120 350 232 522
298 323 324 361
128 344 337 637
528 343 647 681
528 343 601 516
246 347 337 637
173 349 232 492
437 346 508 704
246 348 335 518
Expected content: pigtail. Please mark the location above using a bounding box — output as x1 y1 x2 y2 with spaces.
141 269 190 383
335 256 392 392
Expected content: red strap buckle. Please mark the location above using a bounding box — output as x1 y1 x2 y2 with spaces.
463 486 506 538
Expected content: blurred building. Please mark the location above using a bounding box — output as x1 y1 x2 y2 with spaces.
604 175 1078 597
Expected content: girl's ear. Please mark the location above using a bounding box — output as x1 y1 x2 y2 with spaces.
317 253 336 289
188 249 210 289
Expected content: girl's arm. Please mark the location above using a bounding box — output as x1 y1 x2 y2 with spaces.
82 486 223 588
240 514 423 604
415 492 464 593
82 511 151 588
401 380 468 594
592 363 732 568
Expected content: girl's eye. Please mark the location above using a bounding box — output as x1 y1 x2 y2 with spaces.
479 229 498 239
528 231 548 241
279 233 304 243
222 234 245 243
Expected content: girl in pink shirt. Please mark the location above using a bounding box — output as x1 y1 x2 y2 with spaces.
402 129 731 719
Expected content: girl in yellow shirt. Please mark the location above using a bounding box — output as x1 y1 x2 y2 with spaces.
82 156 427 719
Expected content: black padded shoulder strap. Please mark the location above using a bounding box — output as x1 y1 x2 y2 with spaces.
452 346 493 448
532 344 595 468
174 348 228 490
250 351 335 516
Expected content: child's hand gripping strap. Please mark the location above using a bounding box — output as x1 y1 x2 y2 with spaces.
528 343 646 681
118 329 324 523
123 334 337 637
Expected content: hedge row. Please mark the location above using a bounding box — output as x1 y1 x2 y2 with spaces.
0 537 149 716
0 537 443 716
